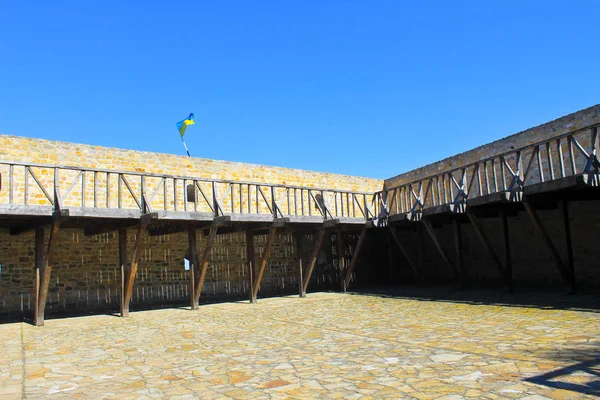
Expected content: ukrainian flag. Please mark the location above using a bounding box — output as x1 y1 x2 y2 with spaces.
176 113 195 138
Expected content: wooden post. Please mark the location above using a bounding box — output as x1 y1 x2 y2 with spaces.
499 211 513 293
246 231 256 303
194 224 218 304
34 227 44 325
523 201 574 293
188 227 198 310
388 225 420 279
422 219 459 280
122 224 146 317
302 228 326 296
453 220 465 289
295 233 305 298
343 226 367 292
252 225 277 301
36 221 60 326
119 229 128 316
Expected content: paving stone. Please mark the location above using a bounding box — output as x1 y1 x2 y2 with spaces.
0 292 598 399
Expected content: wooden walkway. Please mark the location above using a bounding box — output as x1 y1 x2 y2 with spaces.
372 123 600 294
0 160 377 326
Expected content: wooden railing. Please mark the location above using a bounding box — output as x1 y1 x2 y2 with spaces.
372 123 600 219
0 161 376 221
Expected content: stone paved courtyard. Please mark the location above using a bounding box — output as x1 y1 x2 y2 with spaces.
0 291 598 399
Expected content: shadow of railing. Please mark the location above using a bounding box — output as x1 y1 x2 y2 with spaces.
525 358 599 396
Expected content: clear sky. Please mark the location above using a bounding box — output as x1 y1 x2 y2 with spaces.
1 1 598 179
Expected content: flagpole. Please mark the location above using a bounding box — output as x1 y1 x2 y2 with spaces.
181 136 191 157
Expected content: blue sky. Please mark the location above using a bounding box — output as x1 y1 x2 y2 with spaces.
1 1 598 179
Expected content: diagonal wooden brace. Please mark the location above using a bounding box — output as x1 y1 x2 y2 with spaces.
194 224 218 304
422 219 459 280
387 225 420 279
343 226 368 292
301 227 326 296
466 212 512 292
523 201 575 293
121 224 147 317
252 225 278 301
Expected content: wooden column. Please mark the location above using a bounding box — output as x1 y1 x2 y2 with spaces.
343 226 367 292
34 227 44 325
499 211 513 292
523 201 575 293
188 227 199 310
337 230 346 273
246 231 256 303
194 225 218 305
35 221 60 326
388 225 420 279
295 233 305 298
252 225 278 301
119 229 128 316
453 220 465 289
302 228 326 296
422 219 459 280
122 224 146 317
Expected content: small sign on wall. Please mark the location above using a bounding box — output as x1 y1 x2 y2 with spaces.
184 258 190 271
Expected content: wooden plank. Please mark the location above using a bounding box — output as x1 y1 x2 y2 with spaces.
387 225 420 278
523 201 575 292
119 229 128 316
499 211 513 293
188 227 199 310
246 231 256 303
122 224 146 316
252 225 278 300
302 228 326 295
34 226 44 326
194 224 218 303
295 233 305 298
35 221 60 326
466 213 508 290
343 226 367 291
422 219 459 278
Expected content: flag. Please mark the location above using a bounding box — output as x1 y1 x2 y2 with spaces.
176 113 195 138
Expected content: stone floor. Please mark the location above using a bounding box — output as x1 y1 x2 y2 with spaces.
0 291 598 399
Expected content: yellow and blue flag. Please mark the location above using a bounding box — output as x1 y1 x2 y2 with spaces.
176 113 195 138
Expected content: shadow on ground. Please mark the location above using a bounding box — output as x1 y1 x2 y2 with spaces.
350 284 600 313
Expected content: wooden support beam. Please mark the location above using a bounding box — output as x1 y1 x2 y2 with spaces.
188 227 199 310
559 200 576 292
388 225 420 279
295 233 305 298
302 228 326 296
421 219 459 279
194 224 218 304
34 226 43 325
122 224 146 317
466 213 509 291
343 226 368 292
453 220 465 289
499 211 513 293
523 201 575 293
252 225 278 301
119 229 128 316
35 221 61 326
246 231 256 303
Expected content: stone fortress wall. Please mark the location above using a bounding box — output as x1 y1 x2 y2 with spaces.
1 105 600 317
